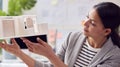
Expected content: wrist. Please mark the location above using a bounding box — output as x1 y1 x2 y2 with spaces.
46 51 67 67
16 50 24 57
47 51 56 60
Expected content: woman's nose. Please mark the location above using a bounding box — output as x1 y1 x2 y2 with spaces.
83 19 90 27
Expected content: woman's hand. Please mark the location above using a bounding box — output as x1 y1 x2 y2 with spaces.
22 38 68 67
0 39 22 56
21 37 54 58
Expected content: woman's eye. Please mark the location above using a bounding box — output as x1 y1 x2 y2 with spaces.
85 16 96 26
91 21 96 26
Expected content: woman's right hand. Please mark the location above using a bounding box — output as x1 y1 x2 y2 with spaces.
0 39 22 57
0 39 37 67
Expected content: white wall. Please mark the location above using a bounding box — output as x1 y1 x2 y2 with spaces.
3 0 120 30
96 0 120 6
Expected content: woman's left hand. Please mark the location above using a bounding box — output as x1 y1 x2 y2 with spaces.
21 38 68 67
21 37 54 58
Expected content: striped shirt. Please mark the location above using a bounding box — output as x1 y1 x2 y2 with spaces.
74 40 101 67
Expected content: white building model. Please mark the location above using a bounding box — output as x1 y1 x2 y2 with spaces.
0 15 48 39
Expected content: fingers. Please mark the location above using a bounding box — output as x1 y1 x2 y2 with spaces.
21 37 46 46
37 37 46 47
0 39 7 48
21 37 34 49
21 37 48 53
20 37 33 45
0 42 5 48
0 42 11 51
20 37 27 41
20 37 32 43
11 38 18 45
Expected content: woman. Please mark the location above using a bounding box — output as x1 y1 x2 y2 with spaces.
0 2 120 67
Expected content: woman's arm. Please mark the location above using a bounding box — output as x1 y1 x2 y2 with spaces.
47 51 68 67
22 37 68 67
17 51 35 67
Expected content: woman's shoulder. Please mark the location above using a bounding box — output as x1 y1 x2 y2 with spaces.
105 37 120 55
66 31 85 46
107 43 120 57
113 45 120 55
68 31 83 38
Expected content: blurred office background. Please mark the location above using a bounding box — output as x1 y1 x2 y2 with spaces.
24 0 120 52
0 0 120 67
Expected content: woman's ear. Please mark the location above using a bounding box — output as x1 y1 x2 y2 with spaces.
104 28 111 36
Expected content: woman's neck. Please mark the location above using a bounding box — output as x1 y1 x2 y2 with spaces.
87 37 107 48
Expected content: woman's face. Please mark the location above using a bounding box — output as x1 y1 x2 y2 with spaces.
83 9 108 38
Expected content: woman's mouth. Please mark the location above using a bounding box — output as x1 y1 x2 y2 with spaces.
84 28 88 32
